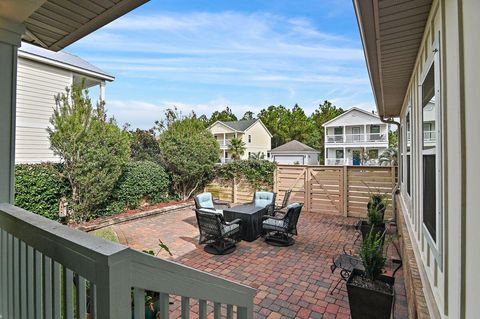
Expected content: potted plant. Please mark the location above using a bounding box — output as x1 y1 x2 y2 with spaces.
357 189 387 240
347 229 394 319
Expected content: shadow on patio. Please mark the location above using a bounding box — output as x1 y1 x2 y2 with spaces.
112 207 407 319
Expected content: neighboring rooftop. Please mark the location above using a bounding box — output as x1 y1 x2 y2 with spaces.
220 119 258 131
270 140 319 154
322 107 381 127
18 42 114 81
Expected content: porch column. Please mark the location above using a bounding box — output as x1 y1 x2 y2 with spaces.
99 80 106 101
343 146 346 165
342 125 346 143
364 124 367 142
223 133 226 147
223 149 226 163
0 19 25 203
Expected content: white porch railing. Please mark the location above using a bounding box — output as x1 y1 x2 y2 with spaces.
0 203 255 319
325 158 347 165
218 140 231 148
325 133 387 144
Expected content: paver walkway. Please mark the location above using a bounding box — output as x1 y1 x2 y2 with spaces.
112 207 408 319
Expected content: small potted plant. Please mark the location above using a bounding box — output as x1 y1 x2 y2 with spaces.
358 202 386 242
347 229 394 319
367 192 387 221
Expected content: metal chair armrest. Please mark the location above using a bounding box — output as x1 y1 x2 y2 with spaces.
225 218 242 226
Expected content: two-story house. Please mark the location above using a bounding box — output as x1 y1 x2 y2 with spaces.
322 107 389 165
16 42 113 164
208 119 272 163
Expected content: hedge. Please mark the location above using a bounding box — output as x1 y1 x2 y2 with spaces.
214 159 276 189
108 161 170 212
15 163 68 220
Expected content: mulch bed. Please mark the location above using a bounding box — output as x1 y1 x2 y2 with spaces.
71 200 193 232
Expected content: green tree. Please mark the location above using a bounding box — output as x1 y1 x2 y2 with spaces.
258 105 290 148
388 129 398 148
48 85 130 221
158 110 219 199
241 111 254 120
208 107 238 126
310 101 344 163
283 104 315 143
228 137 246 160
129 128 161 163
379 147 398 166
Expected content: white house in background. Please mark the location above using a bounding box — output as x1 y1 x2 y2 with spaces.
270 140 320 165
322 107 388 165
15 42 114 164
208 119 272 163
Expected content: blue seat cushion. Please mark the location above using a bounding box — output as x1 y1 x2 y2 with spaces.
254 191 274 208
197 192 215 209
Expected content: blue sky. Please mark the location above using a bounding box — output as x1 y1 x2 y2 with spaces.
68 0 374 129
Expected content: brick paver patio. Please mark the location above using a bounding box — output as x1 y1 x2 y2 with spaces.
112 207 407 319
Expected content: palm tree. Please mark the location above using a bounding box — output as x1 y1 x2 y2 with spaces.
249 152 265 160
228 138 246 160
379 147 398 166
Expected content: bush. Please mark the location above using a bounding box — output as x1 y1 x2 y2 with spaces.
48 84 130 221
214 159 276 189
158 113 219 199
15 163 68 220
114 161 170 209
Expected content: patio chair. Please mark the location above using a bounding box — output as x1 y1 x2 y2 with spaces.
194 192 230 214
194 208 242 255
251 191 276 216
274 189 292 215
262 203 303 246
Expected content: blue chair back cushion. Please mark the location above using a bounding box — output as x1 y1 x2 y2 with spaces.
196 192 215 209
254 191 274 208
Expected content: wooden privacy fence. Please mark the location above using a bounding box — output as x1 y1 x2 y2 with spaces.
274 165 397 218
205 178 272 204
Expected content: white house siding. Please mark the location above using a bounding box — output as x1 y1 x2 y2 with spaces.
397 1 480 317
15 58 72 164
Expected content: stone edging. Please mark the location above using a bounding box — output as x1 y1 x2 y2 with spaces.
75 202 194 232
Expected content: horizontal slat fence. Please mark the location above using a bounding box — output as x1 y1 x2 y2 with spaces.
205 165 396 219
274 164 396 218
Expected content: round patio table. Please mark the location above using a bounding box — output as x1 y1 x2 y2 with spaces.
223 204 266 242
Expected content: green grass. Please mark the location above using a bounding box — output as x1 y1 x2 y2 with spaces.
92 227 119 243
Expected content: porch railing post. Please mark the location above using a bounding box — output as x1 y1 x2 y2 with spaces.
0 20 25 204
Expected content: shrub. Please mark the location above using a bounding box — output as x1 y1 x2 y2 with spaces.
114 161 170 209
129 128 161 163
158 112 219 199
48 84 130 221
214 159 276 189
14 163 68 220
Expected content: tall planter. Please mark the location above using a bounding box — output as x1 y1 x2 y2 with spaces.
346 268 395 319
358 220 385 243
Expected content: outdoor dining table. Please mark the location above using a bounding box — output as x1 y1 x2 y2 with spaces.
223 204 266 242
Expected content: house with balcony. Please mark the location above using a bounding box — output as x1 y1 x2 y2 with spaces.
208 119 272 163
16 42 113 164
354 0 480 318
322 107 389 165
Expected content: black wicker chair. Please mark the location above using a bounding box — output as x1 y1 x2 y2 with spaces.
195 208 242 255
274 190 292 215
262 203 303 246
194 192 230 213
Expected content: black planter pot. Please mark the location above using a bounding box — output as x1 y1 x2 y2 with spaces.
346 268 395 319
358 220 385 242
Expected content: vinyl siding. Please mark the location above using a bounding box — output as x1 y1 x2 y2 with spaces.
15 58 72 164
242 121 271 160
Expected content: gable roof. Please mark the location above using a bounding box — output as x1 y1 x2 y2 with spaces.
270 140 319 154
18 42 114 81
321 107 380 127
209 118 273 137
222 119 258 131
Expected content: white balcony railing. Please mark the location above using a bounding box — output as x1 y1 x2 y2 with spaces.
325 158 381 166
217 140 231 148
325 133 387 144
423 130 436 142
0 203 255 319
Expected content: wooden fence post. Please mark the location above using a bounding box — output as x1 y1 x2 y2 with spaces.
343 166 348 217
304 167 310 212
232 177 238 204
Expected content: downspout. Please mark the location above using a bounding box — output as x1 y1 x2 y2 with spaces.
380 116 401 225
